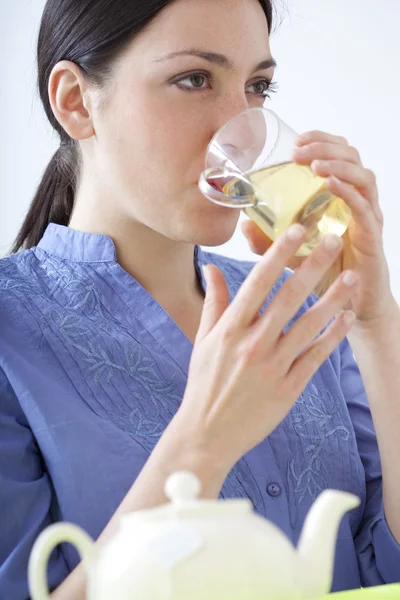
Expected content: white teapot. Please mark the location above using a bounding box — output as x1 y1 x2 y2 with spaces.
28 471 360 600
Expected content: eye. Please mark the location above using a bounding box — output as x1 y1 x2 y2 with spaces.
174 72 211 92
171 72 279 98
247 79 279 98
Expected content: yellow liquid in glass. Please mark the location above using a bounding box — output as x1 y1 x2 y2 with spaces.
223 161 351 256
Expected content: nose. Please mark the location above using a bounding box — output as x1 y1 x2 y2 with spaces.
207 94 265 172
211 93 251 137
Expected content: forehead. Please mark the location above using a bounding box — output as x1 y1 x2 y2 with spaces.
129 0 272 62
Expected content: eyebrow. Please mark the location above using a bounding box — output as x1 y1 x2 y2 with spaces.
153 49 277 73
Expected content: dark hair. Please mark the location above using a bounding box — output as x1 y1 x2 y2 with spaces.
11 0 274 253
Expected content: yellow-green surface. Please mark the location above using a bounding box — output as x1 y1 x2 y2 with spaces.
324 584 400 598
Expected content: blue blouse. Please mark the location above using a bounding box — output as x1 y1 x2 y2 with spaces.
0 223 399 599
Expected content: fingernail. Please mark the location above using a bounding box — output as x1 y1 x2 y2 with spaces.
311 160 320 171
287 224 305 241
292 148 305 161
343 271 358 287
296 134 308 145
323 234 342 251
343 311 356 326
312 159 329 172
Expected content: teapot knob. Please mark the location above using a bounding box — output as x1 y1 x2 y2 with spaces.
165 471 202 503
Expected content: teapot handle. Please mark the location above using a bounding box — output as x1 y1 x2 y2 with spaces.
28 523 97 600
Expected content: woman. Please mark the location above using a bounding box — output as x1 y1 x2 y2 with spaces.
1 0 399 597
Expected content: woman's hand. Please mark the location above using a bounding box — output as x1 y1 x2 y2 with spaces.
242 131 394 327
177 226 358 472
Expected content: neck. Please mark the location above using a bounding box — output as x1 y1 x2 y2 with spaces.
68 204 205 311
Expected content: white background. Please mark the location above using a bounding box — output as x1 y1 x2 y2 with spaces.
1 0 399 299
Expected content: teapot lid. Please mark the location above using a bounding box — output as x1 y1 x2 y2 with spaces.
122 471 252 525
165 470 203 502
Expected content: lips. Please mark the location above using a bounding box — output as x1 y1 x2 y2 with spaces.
203 171 237 192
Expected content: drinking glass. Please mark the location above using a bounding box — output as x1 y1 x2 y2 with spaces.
198 107 351 256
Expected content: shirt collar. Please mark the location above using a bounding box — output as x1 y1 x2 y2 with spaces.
37 223 206 267
37 223 117 262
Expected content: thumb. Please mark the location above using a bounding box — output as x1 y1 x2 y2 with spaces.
196 265 230 342
241 219 273 256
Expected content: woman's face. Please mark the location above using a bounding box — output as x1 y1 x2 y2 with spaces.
87 0 276 246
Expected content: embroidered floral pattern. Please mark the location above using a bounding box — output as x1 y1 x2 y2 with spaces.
0 246 362 522
288 383 350 501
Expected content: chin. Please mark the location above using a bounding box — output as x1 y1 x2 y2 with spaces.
176 186 241 246
185 210 240 247
192 231 236 247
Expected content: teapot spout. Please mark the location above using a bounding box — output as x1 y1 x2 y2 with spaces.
296 490 360 599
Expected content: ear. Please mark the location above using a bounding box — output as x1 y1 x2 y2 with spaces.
48 60 95 141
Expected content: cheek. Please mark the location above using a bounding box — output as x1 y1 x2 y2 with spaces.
142 106 211 177
99 89 213 191
127 90 213 168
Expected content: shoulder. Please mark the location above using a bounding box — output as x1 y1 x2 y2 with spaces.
0 249 38 297
0 250 47 327
0 249 37 284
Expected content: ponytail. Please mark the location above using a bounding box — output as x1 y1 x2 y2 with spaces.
10 140 78 253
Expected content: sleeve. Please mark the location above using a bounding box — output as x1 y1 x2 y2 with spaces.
0 368 70 599
339 337 400 586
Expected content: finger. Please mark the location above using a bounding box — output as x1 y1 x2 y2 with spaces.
326 175 383 236
312 160 372 195
295 131 349 148
196 265 230 342
312 250 344 298
220 224 307 331
293 142 361 166
286 253 306 272
241 219 305 271
241 219 273 255
277 269 358 369
312 161 382 223
252 233 344 342
286 310 356 397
